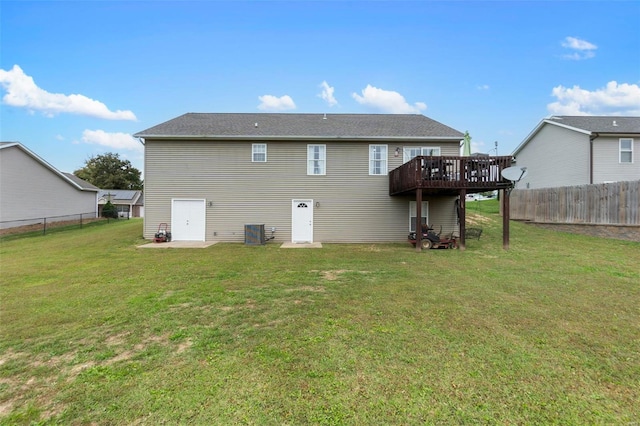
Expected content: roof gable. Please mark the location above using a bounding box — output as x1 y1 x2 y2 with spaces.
134 113 464 140
0 142 99 192
513 115 640 155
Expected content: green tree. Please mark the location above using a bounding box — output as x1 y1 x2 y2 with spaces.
74 153 142 190
101 200 119 219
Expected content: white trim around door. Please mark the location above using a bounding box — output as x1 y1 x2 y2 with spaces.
171 198 206 241
291 199 313 243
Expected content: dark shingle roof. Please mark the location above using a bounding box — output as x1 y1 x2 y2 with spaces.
134 113 464 140
63 173 99 191
549 116 640 134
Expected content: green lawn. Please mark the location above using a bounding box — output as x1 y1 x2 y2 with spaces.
1 206 639 425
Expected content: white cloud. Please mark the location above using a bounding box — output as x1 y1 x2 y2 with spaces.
562 36 597 50
257 94 296 111
0 65 136 120
352 85 426 114
561 36 597 60
547 81 640 115
477 84 490 91
81 129 143 152
318 81 338 107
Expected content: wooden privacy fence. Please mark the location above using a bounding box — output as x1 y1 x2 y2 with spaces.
510 180 640 225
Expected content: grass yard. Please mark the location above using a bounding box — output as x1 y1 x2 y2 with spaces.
1 204 639 424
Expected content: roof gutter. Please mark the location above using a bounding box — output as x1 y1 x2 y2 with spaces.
132 135 463 142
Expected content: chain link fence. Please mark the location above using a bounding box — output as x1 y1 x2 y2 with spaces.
0 212 113 237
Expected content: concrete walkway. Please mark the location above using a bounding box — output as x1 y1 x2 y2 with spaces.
137 241 219 249
280 242 323 248
137 241 323 249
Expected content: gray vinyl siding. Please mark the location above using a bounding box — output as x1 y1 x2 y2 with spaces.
144 139 460 242
515 125 590 189
0 146 97 228
592 136 640 183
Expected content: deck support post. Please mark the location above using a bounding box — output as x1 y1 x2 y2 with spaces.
458 190 466 251
415 189 422 252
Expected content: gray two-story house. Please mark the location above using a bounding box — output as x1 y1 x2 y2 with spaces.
135 113 512 244
512 116 640 189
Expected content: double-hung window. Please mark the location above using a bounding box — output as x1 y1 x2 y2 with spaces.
620 138 633 163
307 145 326 175
251 143 267 163
403 147 441 163
252 143 267 162
369 145 388 175
409 201 429 232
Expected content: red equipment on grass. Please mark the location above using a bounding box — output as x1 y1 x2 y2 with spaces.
154 223 172 243
408 225 458 250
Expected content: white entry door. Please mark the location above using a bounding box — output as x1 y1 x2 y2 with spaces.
171 199 206 241
291 199 313 243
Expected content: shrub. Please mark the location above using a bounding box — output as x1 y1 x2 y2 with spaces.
101 201 118 219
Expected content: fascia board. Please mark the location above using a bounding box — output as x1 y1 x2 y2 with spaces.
131 191 142 204
544 120 593 135
595 131 640 137
136 135 463 142
0 142 20 150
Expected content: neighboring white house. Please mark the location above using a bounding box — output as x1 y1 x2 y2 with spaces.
98 190 144 218
135 113 511 244
512 116 640 189
0 142 99 229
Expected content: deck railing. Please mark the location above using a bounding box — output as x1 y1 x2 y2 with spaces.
389 155 514 195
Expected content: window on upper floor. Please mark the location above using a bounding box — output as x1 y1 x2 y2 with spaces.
369 145 388 175
620 138 633 163
307 144 326 175
403 147 441 163
252 143 267 162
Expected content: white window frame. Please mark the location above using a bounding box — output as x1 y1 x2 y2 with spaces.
620 138 633 163
252 143 267 162
307 144 326 175
409 201 429 232
403 147 441 163
369 144 388 175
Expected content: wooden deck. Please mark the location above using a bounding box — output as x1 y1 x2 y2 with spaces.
389 155 514 196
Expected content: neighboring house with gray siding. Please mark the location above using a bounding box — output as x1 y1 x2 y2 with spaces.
135 113 468 243
0 142 99 229
512 116 640 189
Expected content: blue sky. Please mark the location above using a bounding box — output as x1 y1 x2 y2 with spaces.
2 1 639 174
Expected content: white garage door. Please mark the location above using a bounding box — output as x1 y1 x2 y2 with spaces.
171 199 206 241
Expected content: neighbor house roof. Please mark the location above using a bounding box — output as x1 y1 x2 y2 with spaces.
134 113 465 141
0 142 99 192
63 173 99 191
513 115 640 155
98 189 142 204
547 116 640 134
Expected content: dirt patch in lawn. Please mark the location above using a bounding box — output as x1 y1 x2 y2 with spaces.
0 331 187 422
466 213 493 226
